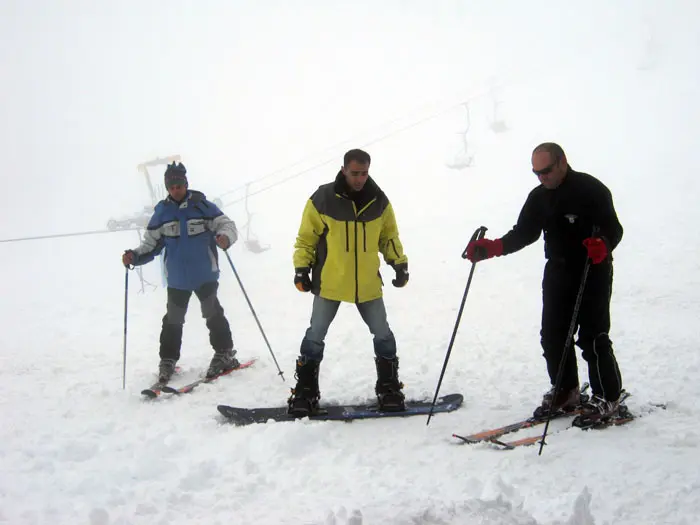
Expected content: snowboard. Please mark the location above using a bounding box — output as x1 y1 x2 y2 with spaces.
217 393 463 426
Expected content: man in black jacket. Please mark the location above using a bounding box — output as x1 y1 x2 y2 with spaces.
465 142 625 426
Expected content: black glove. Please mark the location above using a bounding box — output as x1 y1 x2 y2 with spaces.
391 263 409 288
294 267 312 292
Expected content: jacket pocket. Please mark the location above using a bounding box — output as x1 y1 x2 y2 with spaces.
187 219 207 236
162 220 180 238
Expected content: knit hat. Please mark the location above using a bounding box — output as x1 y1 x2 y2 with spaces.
164 162 188 188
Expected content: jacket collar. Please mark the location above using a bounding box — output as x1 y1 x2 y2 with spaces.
333 170 380 199
166 190 191 207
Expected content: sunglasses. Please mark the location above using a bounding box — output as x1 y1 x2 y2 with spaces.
532 162 557 176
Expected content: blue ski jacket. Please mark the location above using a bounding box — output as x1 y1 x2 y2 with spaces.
131 190 238 291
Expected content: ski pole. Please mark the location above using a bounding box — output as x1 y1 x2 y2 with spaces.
223 250 285 381
427 225 488 425
537 226 599 455
122 266 129 390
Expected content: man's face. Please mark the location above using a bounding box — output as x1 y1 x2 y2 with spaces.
532 151 567 189
342 160 369 192
167 184 187 201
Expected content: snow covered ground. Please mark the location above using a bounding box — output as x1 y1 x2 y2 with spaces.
2 2 700 524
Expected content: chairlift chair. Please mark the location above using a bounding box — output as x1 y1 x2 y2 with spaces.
241 183 270 253
446 104 475 170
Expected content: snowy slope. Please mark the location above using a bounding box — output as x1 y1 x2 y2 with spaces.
2 2 700 525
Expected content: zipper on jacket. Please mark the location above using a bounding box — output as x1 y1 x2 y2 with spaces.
345 221 349 252
354 220 359 303
357 198 376 216
362 222 367 252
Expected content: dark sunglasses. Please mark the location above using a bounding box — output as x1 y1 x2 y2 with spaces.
533 162 557 176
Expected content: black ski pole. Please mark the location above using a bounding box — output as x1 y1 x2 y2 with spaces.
122 267 129 390
427 226 488 425
537 226 598 455
223 250 285 381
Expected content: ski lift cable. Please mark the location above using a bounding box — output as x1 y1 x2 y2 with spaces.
0 75 525 244
222 90 497 207
216 101 443 201
0 228 140 244
216 98 448 201
218 73 528 203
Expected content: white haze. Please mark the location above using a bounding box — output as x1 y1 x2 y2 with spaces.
1 1 699 524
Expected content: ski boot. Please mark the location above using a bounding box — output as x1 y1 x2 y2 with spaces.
572 391 628 428
533 384 585 419
287 357 320 417
206 348 240 379
375 356 405 411
158 358 178 384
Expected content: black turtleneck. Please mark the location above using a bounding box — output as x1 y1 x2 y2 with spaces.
333 171 378 211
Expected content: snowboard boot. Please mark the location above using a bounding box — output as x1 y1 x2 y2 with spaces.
158 358 178 384
533 384 582 419
375 356 405 411
572 392 627 428
206 348 240 379
287 357 320 417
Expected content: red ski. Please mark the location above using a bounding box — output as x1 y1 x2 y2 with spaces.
161 358 257 395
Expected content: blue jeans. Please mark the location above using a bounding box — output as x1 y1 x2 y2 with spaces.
300 295 397 361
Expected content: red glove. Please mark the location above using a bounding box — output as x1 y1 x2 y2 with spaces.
466 238 504 262
583 237 608 264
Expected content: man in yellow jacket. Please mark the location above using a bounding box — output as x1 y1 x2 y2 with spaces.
289 148 409 416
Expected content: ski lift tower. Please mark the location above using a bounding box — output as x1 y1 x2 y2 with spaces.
135 154 181 289
138 154 182 206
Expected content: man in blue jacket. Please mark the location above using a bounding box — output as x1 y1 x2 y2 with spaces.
122 162 240 383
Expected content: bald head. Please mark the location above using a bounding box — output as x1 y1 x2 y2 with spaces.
533 142 566 162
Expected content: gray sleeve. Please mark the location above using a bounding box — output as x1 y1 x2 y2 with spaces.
133 226 163 256
209 214 238 246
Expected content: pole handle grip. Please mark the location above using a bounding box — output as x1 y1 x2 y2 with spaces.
461 226 488 259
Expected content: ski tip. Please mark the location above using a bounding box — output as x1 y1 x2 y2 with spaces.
141 389 160 399
237 358 258 369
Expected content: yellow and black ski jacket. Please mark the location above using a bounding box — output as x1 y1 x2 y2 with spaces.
293 172 408 304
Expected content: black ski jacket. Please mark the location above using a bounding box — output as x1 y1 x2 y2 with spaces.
500 167 623 264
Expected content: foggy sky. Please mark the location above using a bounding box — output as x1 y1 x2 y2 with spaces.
0 0 697 239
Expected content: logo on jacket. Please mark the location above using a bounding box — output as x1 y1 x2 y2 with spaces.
564 214 578 224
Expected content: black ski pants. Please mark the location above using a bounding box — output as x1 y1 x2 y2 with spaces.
159 281 233 361
540 259 623 402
